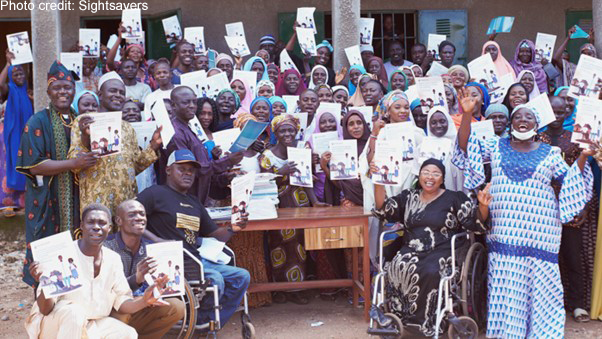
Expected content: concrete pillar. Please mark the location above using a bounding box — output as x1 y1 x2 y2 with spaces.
331 0 360 71
595 0 602 55
31 0 62 111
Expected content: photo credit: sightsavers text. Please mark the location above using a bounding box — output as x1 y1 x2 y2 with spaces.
0 0 148 13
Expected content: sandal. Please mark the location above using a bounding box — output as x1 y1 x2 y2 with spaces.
574 308 590 323
286 291 310 305
2 208 15 218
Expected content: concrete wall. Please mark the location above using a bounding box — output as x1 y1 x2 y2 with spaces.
0 0 593 62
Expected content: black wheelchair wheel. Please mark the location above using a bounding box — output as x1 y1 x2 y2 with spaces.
241 312 256 339
447 316 478 339
460 242 487 329
176 280 198 339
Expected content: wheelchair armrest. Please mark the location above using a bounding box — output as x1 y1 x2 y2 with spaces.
378 229 403 272
183 248 205 281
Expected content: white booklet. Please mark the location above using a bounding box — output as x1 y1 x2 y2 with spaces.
121 8 142 39
467 53 503 98
311 131 339 172
279 49 300 73
572 96 602 147
125 31 145 50
6 31 33 65
131 121 156 149
417 137 452 165
297 27 317 56
426 62 449 77
297 7 317 33
359 18 375 45
180 70 208 98
225 22 246 38
345 45 363 67
316 102 342 125
31 231 82 298
188 116 208 142
197 237 231 265
79 29 100 58
535 33 556 62
282 95 299 113
148 98 175 148
291 112 308 141
525 93 556 128
427 34 447 61
354 106 374 130
89 112 122 157
471 120 496 142
490 73 515 104
184 27 206 55
205 72 230 100
233 70 258 98
372 140 403 186
212 128 241 154
287 147 313 187
416 76 449 113
231 172 256 225
329 140 358 180
145 241 184 298
60 52 82 81
225 35 251 58
162 15 182 44
383 121 418 161
568 55 602 99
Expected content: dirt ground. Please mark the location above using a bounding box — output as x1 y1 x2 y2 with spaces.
2 215 602 338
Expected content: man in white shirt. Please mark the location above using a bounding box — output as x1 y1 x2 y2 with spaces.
25 203 170 339
121 59 152 109
384 40 413 79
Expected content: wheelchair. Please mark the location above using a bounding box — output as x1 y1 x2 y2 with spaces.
173 247 255 339
367 230 487 339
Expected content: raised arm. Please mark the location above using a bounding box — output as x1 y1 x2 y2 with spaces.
456 88 477 152
553 26 576 70
285 22 299 52
0 50 14 98
106 23 125 71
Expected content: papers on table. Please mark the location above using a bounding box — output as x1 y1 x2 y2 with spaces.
383 122 418 161
188 116 208 142
79 29 100 58
121 9 142 39
568 55 602 100
572 97 602 147
231 172 255 224
213 128 241 154
233 70 258 100
426 62 449 77
345 45 363 67
31 232 82 298
297 7 317 34
162 15 182 45
467 53 504 99
206 72 230 100
359 18 375 45
60 53 82 81
131 121 156 149
145 241 184 298
525 93 556 128
487 16 514 35
248 173 279 220
571 25 590 39
89 112 122 156
291 112 308 141
280 50 300 73
329 140 358 180
354 106 374 131
287 147 313 187
427 34 446 61
282 95 299 114
229 120 268 153
372 140 403 186
184 27 206 55
206 207 232 221
225 22 250 57
416 76 449 113
534 33 556 63
148 98 175 148
180 70 207 98
6 31 32 65
198 238 231 265
297 27 317 56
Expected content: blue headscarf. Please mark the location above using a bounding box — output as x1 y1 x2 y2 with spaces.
4 65 33 191
249 96 276 145
554 86 576 131
316 40 334 53
71 90 99 114
348 65 367 96
268 96 288 112
243 56 269 81
410 98 422 111
465 82 490 115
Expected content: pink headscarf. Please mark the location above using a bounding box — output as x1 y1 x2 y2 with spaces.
275 69 307 96
367 56 388 88
481 41 514 78
230 78 252 119
306 110 343 149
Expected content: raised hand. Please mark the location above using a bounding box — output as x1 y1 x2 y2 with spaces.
277 161 297 176
487 30 497 41
568 26 577 37
477 182 493 207
150 125 163 151
143 274 170 307
458 87 478 115
335 66 348 85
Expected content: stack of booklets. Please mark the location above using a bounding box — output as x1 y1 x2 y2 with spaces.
247 173 279 220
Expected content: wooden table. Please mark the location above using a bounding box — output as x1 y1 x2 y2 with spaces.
242 206 371 321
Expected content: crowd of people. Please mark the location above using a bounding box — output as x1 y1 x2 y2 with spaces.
2 14 602 338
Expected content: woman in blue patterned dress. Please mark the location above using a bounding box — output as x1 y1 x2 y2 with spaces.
454 89 596 338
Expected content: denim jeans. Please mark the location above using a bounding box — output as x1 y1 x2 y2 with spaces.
198 258 251 326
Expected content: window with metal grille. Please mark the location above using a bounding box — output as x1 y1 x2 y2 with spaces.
324 11 417 62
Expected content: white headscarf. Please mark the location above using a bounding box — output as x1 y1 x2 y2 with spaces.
308 65 329 89
516 70 541 100
426 106 457 141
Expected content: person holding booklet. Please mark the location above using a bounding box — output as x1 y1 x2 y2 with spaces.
171 41 196 85
106 23 152 88
68 72 161 220
138 149 251 326
17 61 99 287
143 58 174 121
104 199 186 337
481 40 515 78
451 83 490 128
25 203 171 338
510 39 548 94
552 26 597 88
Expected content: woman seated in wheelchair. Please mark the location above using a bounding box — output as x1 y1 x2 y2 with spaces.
371 158 490 336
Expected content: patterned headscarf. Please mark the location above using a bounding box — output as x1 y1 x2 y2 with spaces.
47 60 75 87
271 113 300 132
375 90 409 120
511 104 541 126
580 43 598 58
233 112 258 129
215 53 234 66
387 69 408 92
465 82 490 113
256 79 275 96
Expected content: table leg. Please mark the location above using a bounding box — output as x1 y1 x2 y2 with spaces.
363 218 371 321
352 247 359 307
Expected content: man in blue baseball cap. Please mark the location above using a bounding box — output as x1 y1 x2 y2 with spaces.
137 149 250 327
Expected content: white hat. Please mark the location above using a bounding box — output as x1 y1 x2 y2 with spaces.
360 45 374 53
98 71 124 90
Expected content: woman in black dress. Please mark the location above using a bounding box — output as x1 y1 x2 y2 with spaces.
371 158 490 336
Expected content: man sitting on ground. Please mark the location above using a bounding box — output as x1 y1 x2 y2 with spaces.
104 199 186 338
137 149 250 327
25 203 170 338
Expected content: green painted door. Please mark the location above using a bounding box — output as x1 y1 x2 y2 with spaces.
146 9 182 60
565 10 593 64
278 12 325 59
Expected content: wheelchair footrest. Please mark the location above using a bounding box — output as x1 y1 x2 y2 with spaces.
367 328 402 336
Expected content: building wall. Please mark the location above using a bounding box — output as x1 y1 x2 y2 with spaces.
0 0 593 62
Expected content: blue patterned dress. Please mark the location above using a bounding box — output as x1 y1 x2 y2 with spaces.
453 136 592 338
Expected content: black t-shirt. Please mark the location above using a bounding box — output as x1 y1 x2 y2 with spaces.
137 184 218 257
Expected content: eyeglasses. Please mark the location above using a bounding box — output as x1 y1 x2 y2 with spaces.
419 171 443 179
